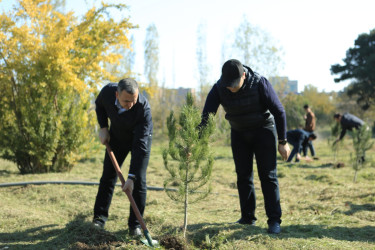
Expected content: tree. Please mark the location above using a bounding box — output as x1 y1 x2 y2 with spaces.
331 29 375 110
301 85 336 125
0 0 135 173
233 15 283 77
162 93 215 238
144 23 159 90
143 23 166 134
196 21 211 107
107 35 137 79
351 125 373 183
281 93 305 129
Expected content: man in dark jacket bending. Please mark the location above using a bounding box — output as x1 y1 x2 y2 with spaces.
286 129 317 163
200 59 290 234
333 112 364 144
93 78 153 237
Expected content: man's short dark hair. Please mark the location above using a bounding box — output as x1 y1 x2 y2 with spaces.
309 133 317 140
118 78 138 94
220 59 244 88
303 104 309 109
333 113 341 119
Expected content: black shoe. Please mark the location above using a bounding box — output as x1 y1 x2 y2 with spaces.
92 218 105 229
235 218 256 225
267 221 281 234
129 227 142 237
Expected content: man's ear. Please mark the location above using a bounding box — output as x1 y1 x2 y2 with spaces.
115 91 118 99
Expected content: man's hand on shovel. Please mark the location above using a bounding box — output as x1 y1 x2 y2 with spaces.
99 127 110 145
122 178 134 194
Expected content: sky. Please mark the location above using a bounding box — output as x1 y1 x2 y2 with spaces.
1 0 375 92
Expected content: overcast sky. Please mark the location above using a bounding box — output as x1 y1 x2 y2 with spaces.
1 0 374 92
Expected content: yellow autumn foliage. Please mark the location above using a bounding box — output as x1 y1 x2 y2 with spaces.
0 0 136 173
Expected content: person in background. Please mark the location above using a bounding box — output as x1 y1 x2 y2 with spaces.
303 104 318 160
333 112 366 162
286 129 317 163
199 59 290 234
93 78 153 237
333 112 364 144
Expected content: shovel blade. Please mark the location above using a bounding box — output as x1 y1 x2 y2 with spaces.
141 230 159 247
140 238 159 247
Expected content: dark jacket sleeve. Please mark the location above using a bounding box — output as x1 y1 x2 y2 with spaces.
259 77 287 140
339 126 347 140
200 84 220 127
95 87 109 128
129 100 153 177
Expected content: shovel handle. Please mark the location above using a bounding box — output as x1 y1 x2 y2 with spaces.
104 142 148 232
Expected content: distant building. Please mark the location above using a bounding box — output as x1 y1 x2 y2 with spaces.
269 76 298 94
175 87 196 103
153 87 196 106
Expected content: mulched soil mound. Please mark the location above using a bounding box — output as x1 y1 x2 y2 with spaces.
70 241 120 250
160 235 187 250
333 162 345 168
66 218 122 249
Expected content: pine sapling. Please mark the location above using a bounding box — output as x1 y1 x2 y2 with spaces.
351 125 373 183
162 92 215 238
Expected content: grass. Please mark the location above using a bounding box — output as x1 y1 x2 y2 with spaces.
0 136 375 249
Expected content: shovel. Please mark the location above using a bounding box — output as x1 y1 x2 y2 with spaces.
105 142 158 247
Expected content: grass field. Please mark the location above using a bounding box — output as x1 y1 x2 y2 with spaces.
1 136 375 249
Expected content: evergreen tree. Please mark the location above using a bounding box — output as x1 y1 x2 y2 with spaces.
162 93 215 238
351 125 373 182
331 29 375 110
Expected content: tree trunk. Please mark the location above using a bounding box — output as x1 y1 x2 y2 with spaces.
353 169 358 183
183 167 189 238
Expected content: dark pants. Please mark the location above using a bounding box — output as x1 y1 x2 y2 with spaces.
93 136 151 229
287 138 300 162
231 126 282 224
302 140 315 157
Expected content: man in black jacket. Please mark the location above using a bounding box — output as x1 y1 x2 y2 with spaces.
333 112 366 162
286 129 317 163
93 78 153 237
333 113 364 144
200 59 290 234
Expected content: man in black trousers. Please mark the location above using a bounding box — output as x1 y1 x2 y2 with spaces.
93 78 153 237
200 59 290 234
286 129 317 163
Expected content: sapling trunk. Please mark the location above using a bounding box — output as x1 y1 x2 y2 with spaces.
183 170 188 238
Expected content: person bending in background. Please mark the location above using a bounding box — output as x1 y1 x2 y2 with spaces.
333 112 366 162
199 59 290 234
286 129 317 163
333 112 364 144
93 78 153 237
